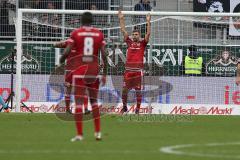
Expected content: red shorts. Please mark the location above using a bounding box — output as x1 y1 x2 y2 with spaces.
65 70 72 84
66 66 100 100
64 60 77 84
123 71 143 90
65 65 98 84
73 76 100 100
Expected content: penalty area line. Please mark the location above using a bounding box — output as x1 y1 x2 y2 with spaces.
160 142 240 159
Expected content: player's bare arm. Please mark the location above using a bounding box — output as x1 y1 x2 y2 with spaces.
101 45 107 86
60 44 72 64
145 13 151 43
118 10 129 40
236 63 240 85
53 41 66 48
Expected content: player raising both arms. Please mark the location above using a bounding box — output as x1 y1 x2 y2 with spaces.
54 39 90 114
60 12 107 141
118 10 151 114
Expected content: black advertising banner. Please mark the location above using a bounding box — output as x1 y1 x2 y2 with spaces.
193 0 230 28
0 43 55 74
0 43 240 76
193 0 230 13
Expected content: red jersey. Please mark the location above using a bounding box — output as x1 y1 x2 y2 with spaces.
61 38 78 71
68 26 105 76
125 36 147 69
62 38 73 48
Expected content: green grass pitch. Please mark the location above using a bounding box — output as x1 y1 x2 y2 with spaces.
0 113 240 160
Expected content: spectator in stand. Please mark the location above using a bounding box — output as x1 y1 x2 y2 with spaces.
0 0 9 35
66 0 82 10
134 0 152 36
0 0 15 38
40 1 60 37
90 4 97 10
31 0 45 9
44 1 59 24
134 0 152 22
90 4 106 27
90 4 98 26
134 0 152 12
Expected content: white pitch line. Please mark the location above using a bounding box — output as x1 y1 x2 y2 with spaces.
160 142 240 159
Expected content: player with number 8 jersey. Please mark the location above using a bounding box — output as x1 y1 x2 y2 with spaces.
60 12 107 141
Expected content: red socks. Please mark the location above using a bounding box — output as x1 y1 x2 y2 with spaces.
136 91 142 109
92 104 100 133
122 93 128 108
74 106 83 136
83 95 88 110
74 104 101 135
65 95 71 111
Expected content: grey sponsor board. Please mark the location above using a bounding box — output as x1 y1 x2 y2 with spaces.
0 75 238 105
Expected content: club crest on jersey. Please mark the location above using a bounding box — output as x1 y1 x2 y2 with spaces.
132 42 141 46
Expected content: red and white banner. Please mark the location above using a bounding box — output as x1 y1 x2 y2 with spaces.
15 102 240 115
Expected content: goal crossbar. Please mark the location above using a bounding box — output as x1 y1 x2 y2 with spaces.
18 9 240 17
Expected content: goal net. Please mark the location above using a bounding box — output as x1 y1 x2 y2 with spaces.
15 9 240 115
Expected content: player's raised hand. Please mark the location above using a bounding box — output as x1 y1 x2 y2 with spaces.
146 13 151 22
118 10 124 19
236 76 240 85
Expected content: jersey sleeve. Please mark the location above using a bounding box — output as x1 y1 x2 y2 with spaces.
100 32 106 46
141 38 148 47
102 39 106 46
69 30 77 46
65 38 74 46
125 36 132 46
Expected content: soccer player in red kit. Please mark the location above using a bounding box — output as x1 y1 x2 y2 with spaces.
118 10 151 114
54 39 90 114
60 12 107 141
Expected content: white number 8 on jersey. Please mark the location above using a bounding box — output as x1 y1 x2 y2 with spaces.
84 37 94 56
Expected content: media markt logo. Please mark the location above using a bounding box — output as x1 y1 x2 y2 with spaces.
206 50 239 76
0 50 40 73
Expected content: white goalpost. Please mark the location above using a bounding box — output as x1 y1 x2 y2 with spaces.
15 9 240 114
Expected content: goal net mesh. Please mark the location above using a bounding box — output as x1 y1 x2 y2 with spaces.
16 10 240 113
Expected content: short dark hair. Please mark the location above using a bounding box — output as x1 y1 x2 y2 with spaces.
188 45 197 52
82 12 93 25
132 29 140 34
